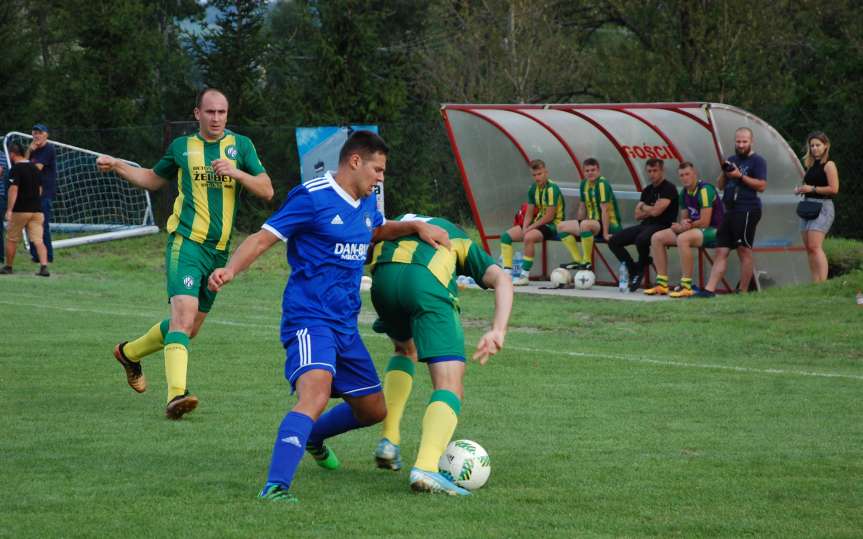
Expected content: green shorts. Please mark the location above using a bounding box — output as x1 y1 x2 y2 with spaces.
701 227 717 248
371 263 465 363
165 233 228 313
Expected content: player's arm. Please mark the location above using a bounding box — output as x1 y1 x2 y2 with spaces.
642 197 671 218
716 170 727 191
372 220 450 249
526 206 555 232
576 201 586 221
731 167 767 192
691 206 712 229
96 155 168 191
473 265 513 365
600 202 611 240
211 160 274 202
208 228 280 292
521 204 536 234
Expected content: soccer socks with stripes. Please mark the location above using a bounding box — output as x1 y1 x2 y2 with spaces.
500 232 513 268
657 274 669 288
414 389 461 473
164 331 190 402
681 277 692 290
521 256 534 272
381 355 416 445
580 232 594 265
124 319 169 362
560 233 584 263
307 402 364 449
266 411 314 489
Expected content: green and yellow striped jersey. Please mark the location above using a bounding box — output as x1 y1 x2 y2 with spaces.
370 214 498 294
579 176 621 226
153 130 266 251
527 180 565 225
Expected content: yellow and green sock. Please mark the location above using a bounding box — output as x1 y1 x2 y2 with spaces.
657 274 669 288
580 231 594 265
560 233 583 264
500 232 513 268
123 319 169 362
681 277 692 290
521 256 534 272
381 355 416 445
414 389 461 472
164 331 190 402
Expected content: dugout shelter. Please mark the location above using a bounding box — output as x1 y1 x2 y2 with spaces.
441 103 808 289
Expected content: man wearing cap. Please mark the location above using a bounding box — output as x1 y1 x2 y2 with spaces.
26 123 57 263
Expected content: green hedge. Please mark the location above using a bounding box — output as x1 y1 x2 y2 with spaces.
825 237 863 277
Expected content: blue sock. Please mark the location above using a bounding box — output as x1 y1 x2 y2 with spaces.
266 411 314 488
307 402 363 448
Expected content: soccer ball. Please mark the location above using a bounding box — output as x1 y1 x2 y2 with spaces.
360 275 372 291
573 270 596 290
550 267 572 288
438 439 491 491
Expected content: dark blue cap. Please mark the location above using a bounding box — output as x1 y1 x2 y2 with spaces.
32 123 49 133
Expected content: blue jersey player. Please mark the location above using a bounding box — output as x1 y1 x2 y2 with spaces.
208 131 449 502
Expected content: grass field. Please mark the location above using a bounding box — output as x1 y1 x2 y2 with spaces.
2 232 862 538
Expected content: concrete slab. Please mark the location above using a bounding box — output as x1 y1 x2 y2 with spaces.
510 281 669 302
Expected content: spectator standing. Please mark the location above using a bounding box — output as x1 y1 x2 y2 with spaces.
696 127 767 297
26 123 56 263
794 131 839 282
1 143 49 276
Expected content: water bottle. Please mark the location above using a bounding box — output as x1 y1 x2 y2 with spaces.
856 290 863 306
514 251 523 276
618 262 629 293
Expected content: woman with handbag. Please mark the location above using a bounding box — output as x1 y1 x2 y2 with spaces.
794 131 839 282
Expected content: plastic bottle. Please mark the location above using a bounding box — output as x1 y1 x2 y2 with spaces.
514 251 523 276
856 290 863 306
618 262 629 293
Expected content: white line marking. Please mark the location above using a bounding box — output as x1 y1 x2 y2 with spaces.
2 299 861 382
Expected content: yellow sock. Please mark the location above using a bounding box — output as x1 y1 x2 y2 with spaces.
123 319 169 362
581 232 594 265
164 331 190 402
560 234 583 263
501 243 513 268
381 356 415 445
415 389 461 472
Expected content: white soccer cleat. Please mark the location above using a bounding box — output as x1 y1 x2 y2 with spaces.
511 272 530 286
374 438 402 471
409 467 471 496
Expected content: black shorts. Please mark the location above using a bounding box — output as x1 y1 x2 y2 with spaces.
536 224 558 241
716 208 761 249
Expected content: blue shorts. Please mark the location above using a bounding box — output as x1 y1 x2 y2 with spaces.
283 326 381 398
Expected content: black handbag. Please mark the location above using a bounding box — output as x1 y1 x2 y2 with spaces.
796 199 822 220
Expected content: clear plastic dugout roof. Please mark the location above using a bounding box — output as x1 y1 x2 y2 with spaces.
441 103 808 288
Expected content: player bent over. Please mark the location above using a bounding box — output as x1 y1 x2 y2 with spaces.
97 88 273 419
208 132 449 502
370 214 513 496
645 161 723 297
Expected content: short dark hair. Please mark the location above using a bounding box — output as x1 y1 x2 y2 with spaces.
583 157 600 168
529 159 546 170
646 158 664 168
196 87 228 108
338 130 389 164
7 142 24 156
678 161 695 170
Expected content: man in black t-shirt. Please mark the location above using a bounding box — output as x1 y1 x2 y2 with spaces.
608 158 678 291
2 143 49 276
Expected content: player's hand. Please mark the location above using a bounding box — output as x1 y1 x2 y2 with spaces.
4 210 10 222
208 267 234 292
472 329 505 365
96 155 117 173
417 223 450 249
211 159 239 179
603 232 611 242
727 165 742 179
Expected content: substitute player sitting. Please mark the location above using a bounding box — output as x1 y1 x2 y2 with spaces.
208 132 449 503
370 214 513 496
557 158 622 270
497 160 582 285
645 161 724 297
97 88 274 419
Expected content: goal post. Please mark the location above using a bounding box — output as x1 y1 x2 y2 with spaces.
2 131 159 248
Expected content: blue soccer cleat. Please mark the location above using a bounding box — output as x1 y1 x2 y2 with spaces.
409 467 471 496
374 438 403 471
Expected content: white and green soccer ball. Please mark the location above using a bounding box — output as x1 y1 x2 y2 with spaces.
438 439 491 490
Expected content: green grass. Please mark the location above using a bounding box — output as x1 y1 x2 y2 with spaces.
2 232 862 538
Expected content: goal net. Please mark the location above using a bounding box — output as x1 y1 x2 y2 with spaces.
3 131 158 248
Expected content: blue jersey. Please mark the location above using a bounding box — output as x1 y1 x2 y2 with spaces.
262 172 385 341
724 152 767 213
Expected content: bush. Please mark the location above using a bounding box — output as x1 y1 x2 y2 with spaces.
824 237 863 277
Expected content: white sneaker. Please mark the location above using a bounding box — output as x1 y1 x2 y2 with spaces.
512 272 529 286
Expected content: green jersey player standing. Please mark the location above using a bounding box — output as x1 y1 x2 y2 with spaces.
96 88 273 419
